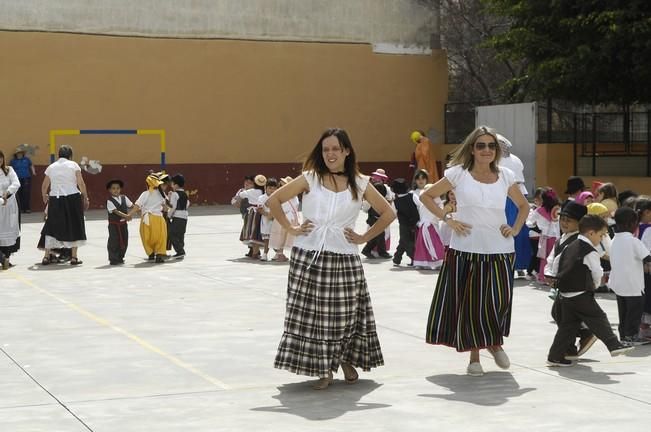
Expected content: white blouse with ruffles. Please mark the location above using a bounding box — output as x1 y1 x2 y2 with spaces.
293 171 370 255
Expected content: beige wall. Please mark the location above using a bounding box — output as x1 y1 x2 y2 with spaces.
0 31 448 166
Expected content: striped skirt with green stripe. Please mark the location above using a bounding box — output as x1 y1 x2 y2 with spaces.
426 248 515 352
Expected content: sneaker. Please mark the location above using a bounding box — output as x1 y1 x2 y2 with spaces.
361 250 374 259
148 254 155 261
489 348 510 369
610 343 635 356
173 253 185 260
378 253 392 259
622 336 649 346
547 358 573 367
154 255 166 263
260 253 268 261
467 362 484 377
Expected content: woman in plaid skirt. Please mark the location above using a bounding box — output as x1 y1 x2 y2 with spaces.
420 126 530 377
267 128 395 390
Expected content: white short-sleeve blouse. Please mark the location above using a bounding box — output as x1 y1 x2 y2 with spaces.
45 158 81 197
445 164 516 254
293 171 370 254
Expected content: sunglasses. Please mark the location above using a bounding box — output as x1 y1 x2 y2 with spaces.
475 142 497 150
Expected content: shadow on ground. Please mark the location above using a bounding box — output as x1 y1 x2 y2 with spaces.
551 363 636 385
420 372 535 406
251 379 389 420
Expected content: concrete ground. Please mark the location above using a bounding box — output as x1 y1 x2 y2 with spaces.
1 206 649 432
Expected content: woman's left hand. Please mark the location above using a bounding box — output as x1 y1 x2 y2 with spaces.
500 224 519 238
344 227 365 245
83 197 90 211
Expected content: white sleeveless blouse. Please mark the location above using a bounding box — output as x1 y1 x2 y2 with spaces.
293 171 370 255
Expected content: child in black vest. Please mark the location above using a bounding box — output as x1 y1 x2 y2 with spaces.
391 178 419 266
547 215 633 366
544 201 595 358
168 174 189 258
106 180 133 265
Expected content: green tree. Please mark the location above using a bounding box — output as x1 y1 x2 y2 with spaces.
485 0 651 106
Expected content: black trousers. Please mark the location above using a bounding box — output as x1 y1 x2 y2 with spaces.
548 292 619 360
17 177 32 212
644 273 651 314
362 230 387 255
169 217 187 254
107 222 129 263
528 238 539 274
616 295 645 339
393 224 416 263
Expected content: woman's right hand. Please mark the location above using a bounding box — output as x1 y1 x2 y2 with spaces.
446 218 472 236
42 193 49 204
289 220 314 237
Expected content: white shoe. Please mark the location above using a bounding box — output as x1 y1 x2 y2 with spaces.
490 348 510 369
260 253 268 261
467 362 484 377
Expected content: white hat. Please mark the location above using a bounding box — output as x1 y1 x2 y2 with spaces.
496 133 512 150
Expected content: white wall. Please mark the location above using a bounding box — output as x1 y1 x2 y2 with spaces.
477 102 538 194
0 0 438 47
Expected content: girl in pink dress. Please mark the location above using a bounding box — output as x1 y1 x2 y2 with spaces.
413 184 446 270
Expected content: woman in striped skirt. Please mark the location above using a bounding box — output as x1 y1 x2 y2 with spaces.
420 126 529 377
267 128 395 390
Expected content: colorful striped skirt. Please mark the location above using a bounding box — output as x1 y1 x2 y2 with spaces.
426 248 515 352
274 247 384 378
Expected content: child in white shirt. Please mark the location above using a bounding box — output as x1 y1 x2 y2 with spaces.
257 178 278 261
609 207 651 344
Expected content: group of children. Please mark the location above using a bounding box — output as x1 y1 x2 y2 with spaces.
232 167 452 270
233 174 299 262
514 176 651 365
104 171 189 265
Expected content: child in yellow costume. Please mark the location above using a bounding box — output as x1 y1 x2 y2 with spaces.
128 173 168 263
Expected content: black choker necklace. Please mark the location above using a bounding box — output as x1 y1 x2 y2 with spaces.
329 171 346 176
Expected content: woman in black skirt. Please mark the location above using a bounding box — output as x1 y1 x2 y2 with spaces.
267 128 396 390
40 145 89 265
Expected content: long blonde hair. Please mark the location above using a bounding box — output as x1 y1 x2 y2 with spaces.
449 125 502 173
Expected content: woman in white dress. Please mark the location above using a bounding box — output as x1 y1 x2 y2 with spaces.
0 150 21 269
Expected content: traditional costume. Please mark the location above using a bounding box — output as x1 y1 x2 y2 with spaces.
135 174 168 262
106 180 132 265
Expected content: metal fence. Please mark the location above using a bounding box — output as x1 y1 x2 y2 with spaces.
445 102 651 176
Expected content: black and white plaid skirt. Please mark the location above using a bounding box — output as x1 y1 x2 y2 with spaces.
274 247 384 378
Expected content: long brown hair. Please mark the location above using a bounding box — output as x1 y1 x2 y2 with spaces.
449 125 502 173
0 150 7 175
303 128 362 200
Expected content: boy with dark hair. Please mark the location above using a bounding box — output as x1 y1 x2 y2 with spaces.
608 207 651 344
106 179 133 265
391 178 419 266
168 174 189 259
362 182 391 259
544 201 595 358
547 215 634 366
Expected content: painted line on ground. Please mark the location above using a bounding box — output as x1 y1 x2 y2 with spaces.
5 273 231 390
